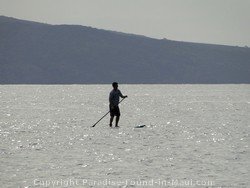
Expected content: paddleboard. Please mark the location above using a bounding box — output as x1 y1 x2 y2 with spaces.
134 125 146 128
110 126 120 128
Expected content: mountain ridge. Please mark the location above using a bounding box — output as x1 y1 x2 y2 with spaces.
0 16 250 84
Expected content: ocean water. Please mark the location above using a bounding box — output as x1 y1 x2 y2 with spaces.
0 85 249 188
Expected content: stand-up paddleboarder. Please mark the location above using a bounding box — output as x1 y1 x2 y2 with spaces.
109 82 127 127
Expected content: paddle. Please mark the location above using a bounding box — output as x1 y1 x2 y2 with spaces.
91 98 126 127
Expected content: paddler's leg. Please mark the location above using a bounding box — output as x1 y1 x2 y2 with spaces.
115 116 120 127
110 116 114 127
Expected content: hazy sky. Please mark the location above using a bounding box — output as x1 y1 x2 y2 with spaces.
1 0 250 46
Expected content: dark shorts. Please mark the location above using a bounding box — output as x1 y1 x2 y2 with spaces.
110 105 120 117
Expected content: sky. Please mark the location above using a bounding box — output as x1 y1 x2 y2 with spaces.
0 0 250 46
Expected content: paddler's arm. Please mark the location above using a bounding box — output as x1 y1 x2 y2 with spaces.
119 90 128 99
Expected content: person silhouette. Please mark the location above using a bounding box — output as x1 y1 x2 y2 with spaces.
109 82 127 127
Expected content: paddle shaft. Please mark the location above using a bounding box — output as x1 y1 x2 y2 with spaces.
92 98 126 127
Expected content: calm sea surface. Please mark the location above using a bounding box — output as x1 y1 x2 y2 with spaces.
0 85 249 188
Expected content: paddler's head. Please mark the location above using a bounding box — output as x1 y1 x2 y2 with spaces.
112 82 118 90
